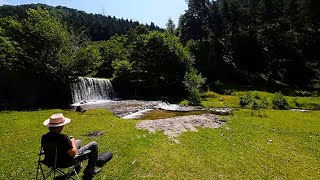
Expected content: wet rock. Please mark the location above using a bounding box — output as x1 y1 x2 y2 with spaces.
75 106 86 112
290 109 310 113
209 108 233 115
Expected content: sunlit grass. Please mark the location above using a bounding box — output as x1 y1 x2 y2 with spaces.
201 90 320 110
0 108 319 179
139 110 205 120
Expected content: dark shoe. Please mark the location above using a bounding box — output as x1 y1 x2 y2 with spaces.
82 174 93 180
82 167 101 180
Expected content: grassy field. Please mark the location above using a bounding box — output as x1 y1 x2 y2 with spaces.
201 91 320 110
0 107 319 179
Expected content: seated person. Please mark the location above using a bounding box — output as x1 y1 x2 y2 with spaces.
42 113 101 179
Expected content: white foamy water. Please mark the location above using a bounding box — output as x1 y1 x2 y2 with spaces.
71 77 114 104
71 100 115 107
122 109 154 119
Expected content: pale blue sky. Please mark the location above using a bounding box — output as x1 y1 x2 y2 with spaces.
0 0 188 27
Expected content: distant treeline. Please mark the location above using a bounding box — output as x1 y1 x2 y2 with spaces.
179 0 320 89
0 4 161 41
0 1 319 109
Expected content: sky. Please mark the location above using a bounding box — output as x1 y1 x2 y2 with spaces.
0 0 188 27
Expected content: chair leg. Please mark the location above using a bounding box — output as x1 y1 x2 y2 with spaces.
44 169 54 179
71 166 81 180
36 162 40 180
65 166 80 180
36 162 46 180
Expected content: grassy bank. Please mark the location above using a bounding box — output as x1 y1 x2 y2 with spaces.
0 108 319 179
201 91 320 110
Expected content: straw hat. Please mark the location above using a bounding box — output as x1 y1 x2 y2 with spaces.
43 113 71 127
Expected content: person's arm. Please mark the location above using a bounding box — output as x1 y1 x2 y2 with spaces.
66 137 78 157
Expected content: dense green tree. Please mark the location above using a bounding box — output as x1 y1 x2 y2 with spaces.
0 4 162 41
72 44 102 76
129 31 194 98
0 8 77 83
95 35 130 78
0 18 21 70
20 8 75 82
166 18 176 35
179 0 209 42
183 68 206 105
179 0 320 88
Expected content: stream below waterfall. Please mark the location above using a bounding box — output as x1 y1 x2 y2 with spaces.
70 77 232 120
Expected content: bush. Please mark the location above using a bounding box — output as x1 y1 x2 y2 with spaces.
183 68 206 105
240 92 253 108
292 90 313 97
239 92 269 110
272 92 289 110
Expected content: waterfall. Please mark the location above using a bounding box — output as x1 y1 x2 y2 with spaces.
71 77 114 104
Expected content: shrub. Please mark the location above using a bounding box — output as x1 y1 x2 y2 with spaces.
239 92 269 110
293 90 312 97
180 100 190 106
183 68 206 105
272 92 289 110
240 92 253 108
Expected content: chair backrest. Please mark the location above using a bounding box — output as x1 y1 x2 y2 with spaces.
42 142 73 168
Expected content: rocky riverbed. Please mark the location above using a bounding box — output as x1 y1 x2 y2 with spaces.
72 100 230 143
136 113 225 143
72 100 232 118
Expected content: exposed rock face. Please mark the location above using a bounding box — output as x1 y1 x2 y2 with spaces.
136 113 225 143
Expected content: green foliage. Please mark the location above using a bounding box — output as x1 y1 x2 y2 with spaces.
166 18 176 35
112 60 133 80
240 92 269 110
0 17 23 70
178 0 320 88
183 68 206 105
94 36 130 78
0 8 77 83
0 4 161 41
272 92 289 110
127 30 195 98
0 29 18 70
72 44 102 76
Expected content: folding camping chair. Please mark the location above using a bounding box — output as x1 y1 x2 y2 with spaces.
36 142 91 180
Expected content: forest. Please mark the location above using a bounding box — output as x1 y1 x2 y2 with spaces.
0 0 319 106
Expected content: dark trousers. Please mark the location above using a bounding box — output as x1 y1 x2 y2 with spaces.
76 140 98 175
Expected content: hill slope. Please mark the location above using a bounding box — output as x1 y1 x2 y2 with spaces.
0 4 161 41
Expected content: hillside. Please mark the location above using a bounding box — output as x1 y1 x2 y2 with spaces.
0 4 161 41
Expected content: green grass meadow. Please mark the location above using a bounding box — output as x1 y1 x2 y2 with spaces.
0 107 319 179
0 91 320 179
201 91 320 110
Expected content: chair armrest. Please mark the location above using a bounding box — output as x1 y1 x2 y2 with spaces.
74 150 92 160
77 150 91 156
38 150 44 155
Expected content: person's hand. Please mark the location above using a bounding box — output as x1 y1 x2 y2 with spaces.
70 136 76 144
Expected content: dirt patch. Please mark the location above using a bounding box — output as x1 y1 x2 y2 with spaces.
85 131 105 138
136 113 225 143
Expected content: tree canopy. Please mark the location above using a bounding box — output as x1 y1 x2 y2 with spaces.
179 0 320 89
